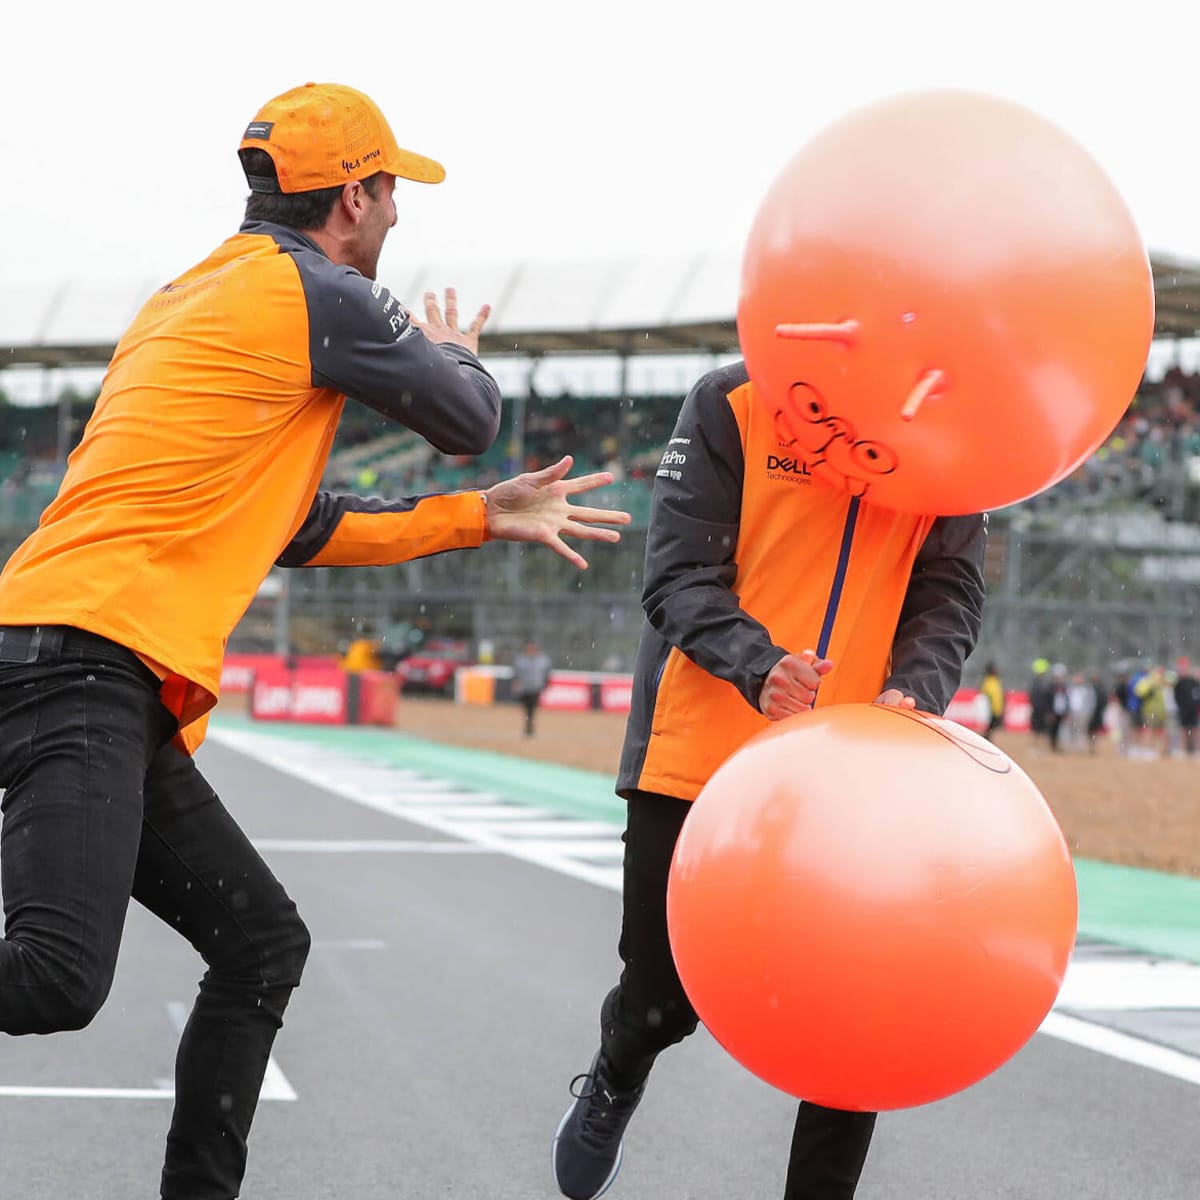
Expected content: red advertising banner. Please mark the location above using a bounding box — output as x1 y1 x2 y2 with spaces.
224 654 283 694
250 661 296 722
540 673 595 712
599 677 634 714
249 663 350 725
288 667 350 725
1001 689 1032 733
944 688 1031 734
224 653 339 694
236 654 1027 738
354 670 400 726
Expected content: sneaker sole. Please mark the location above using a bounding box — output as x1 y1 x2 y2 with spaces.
551 1105 625 1200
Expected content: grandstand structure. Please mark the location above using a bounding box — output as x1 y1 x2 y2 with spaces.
5 249 1200 680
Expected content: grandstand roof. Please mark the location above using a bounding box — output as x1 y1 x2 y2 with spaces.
1149 252 1200 338
3 248 1199 370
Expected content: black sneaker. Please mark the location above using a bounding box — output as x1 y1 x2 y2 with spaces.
552 1050 647 1200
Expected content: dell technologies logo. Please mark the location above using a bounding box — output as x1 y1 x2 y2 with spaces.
766 453 812 478
768 407 811 483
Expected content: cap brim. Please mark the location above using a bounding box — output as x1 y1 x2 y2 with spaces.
387 147 446 185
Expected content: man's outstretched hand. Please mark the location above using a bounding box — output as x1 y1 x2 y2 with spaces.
483 456 632 569
410 287 491 356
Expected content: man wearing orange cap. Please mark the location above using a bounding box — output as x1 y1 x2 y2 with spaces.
0 82 627 1200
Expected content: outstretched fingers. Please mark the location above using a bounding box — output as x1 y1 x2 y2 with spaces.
560 470 615 495
526 456 574 485
566 504 632 526
563 525 622 543
468 303 492 335
546 534 589 570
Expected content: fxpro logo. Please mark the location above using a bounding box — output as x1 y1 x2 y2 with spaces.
766 453 813 484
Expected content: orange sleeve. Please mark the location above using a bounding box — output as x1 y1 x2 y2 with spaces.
283 490 488 568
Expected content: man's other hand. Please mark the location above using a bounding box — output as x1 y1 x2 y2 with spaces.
483 456 632 570
412 287 491 355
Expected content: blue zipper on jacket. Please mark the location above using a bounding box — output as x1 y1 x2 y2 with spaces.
654 646 669 689
815 495 861 660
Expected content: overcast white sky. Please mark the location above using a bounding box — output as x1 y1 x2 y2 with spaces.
5 0 1199 300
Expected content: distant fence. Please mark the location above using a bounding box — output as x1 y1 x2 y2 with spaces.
9 474 1200 687
223 650 1028 733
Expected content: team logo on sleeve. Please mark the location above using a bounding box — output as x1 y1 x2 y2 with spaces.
656 436 689 482
389 304 415 339
370 281 414 341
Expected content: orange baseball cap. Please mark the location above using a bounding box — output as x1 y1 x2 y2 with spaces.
238 82 445 194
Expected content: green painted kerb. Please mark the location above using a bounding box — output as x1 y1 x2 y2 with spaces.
212 714 1200 963
1074 859 1200 966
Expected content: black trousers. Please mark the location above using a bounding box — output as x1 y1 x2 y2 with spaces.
0 626 310 1199
599 790 876 1200
518 691 540 734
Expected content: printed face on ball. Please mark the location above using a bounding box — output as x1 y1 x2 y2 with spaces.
737 89 1154 515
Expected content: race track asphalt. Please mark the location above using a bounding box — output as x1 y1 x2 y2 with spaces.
1 719 1197 1199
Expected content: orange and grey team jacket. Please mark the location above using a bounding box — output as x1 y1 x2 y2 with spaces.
617 361 988 802
0 220 503 754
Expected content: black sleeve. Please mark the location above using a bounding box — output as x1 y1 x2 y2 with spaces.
883 513 988 714
641 366 788 711
296 259 502 455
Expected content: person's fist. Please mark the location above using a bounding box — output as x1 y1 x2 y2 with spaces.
759 649 833 720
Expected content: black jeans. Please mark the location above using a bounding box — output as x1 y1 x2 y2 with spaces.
518 692 540 735
0 626 310 1199
599 790 876 1200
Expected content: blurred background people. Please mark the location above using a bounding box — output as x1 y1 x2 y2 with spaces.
981 662 1006 741
513 640 553 736
1174 657 1200 756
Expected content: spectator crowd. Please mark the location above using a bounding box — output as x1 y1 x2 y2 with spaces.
7 367 1200 517
1021 654 1200 759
